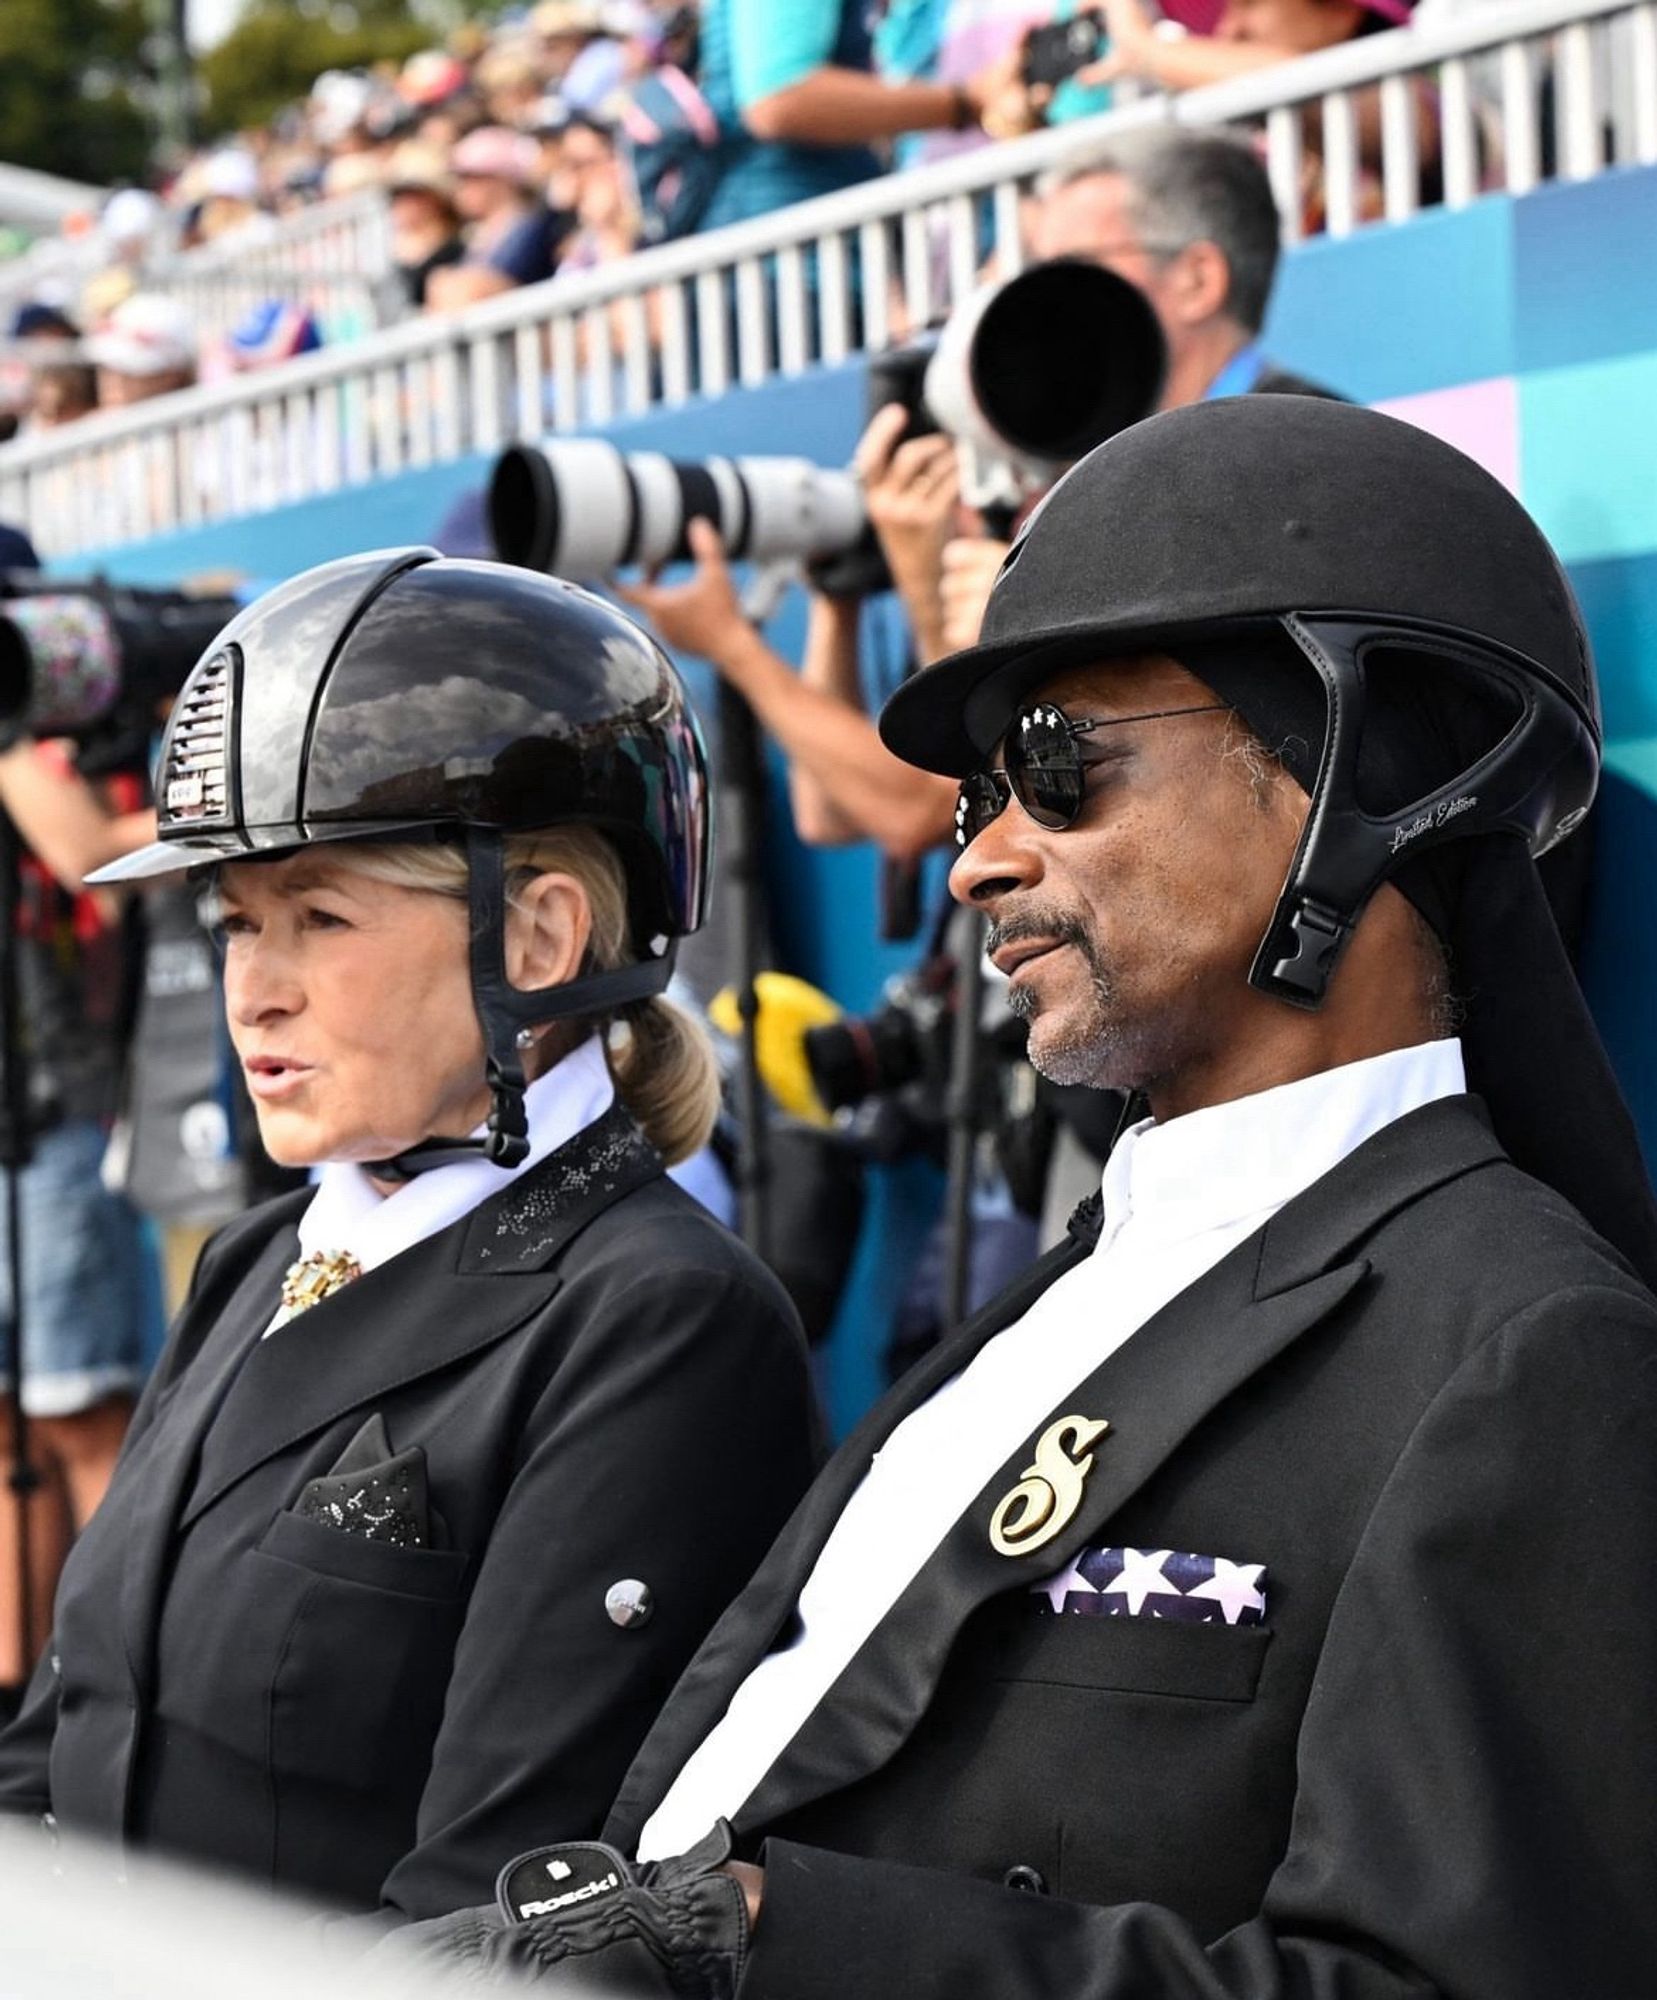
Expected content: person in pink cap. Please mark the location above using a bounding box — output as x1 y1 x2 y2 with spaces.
428 125 570 312
1066 0 1432 230
1078 0 1413 93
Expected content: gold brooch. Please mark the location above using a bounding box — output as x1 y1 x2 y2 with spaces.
278 1249 364 1321
989 1414 1110 1557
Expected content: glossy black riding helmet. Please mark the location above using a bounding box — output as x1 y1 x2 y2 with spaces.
879 397 1600 1009
89 548 711 1171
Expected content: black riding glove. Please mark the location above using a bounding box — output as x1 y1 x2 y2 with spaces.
385 1821 749 1996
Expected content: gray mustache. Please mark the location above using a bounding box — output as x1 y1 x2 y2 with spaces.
985 908 1091 961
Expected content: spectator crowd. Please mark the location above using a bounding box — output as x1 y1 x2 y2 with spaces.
0 0 1442 442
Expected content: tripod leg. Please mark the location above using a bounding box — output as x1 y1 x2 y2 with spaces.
942 914 988 1332
0 1438 66 1687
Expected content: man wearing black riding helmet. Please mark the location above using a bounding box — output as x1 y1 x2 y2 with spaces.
401 397 1657 1997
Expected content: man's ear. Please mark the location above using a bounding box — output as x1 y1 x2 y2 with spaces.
1170 239 1233 326
505 871 593 994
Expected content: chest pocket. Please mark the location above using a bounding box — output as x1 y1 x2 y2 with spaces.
254 1508 471 1790
963 1597 1271 1704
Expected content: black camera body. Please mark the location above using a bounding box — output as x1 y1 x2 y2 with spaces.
1022 11 1108 88
803 954 1029 1164
0 574 240 771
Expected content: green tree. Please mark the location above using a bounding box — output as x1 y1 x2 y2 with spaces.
199 0 431 139
0 0 153 186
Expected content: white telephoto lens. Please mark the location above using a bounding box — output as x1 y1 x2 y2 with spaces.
704 457 749 555
540 438 636 576
736 458 866 563
626 453 689 569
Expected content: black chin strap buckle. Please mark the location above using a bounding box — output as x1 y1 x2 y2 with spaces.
1265 898 1352 1005
483 1050 531 1169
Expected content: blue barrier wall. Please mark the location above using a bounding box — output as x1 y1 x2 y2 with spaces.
60 165 1657 1431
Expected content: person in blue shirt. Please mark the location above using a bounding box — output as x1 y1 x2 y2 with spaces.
698 0 1002 230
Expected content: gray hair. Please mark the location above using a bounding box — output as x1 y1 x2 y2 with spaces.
1038 126 1282 334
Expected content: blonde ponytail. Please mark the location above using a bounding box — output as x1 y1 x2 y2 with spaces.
334 827 721 1164
605 996 722 1166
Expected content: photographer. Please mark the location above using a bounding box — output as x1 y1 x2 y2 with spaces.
0 734 155 1710
628 129 1341 867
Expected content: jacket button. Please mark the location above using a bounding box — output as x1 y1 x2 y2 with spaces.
1003 1864 1048 1895
605 1579 654 1628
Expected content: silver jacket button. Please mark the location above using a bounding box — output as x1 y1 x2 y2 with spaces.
605 1579 654 1628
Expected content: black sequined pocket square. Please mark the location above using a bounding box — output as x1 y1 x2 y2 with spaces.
293 1414 432 1548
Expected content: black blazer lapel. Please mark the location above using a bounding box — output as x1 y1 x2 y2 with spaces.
606 1224 1099 1848
119 1224 299 1703
731 1095 1506 1834
181 1104 663 1528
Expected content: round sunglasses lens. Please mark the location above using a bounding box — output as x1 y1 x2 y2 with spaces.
955 772 1005 848
1008 705 1085 829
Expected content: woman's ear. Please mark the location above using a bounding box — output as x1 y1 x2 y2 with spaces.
504 871 593 994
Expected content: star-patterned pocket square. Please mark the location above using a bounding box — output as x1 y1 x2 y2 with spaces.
1031 1545 1268 1625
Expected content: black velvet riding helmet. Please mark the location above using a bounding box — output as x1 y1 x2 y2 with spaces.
880 396 1657 1284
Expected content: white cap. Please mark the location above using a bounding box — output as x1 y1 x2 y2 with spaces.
85 293 197 377
203 149 260 204
102 188 161 247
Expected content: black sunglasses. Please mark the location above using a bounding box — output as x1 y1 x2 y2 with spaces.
955 700 1229 849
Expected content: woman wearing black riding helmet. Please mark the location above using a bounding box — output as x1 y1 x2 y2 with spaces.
0 551 819 1921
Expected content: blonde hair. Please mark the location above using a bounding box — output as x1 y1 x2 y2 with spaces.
339 829 720 1166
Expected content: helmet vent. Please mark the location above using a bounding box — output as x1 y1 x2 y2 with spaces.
163 647 236 828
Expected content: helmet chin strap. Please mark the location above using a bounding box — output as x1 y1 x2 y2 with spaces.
1247 613 1593 1010
366 827 676 1182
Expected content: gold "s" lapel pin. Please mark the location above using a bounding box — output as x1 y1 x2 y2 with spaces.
989 1414 1110 1557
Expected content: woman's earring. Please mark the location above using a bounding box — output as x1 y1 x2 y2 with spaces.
514 1026 537 1051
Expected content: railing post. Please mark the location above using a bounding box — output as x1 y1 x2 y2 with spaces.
1380 72 1421 221
1557 19 1604 176
1266 104 1307 243
1630 3 1657 160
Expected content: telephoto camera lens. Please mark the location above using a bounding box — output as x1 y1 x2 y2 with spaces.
802 1005 930 1114
489 439 868 577
922 257 1167 480
0 587 239 741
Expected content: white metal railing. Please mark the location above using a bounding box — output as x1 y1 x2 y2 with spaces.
150 188 396 342
0 184 394 340
0 162 106 233
3 0 1651 558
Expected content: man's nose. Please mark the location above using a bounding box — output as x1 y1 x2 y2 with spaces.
948 802 1045 911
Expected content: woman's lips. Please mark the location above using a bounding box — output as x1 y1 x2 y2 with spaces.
243 1058 315 1101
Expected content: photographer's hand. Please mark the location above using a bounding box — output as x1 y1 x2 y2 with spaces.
939 536 1011 654
620 517 954 861
617 518 751 663
856 404 961 665
971 41 1051 141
